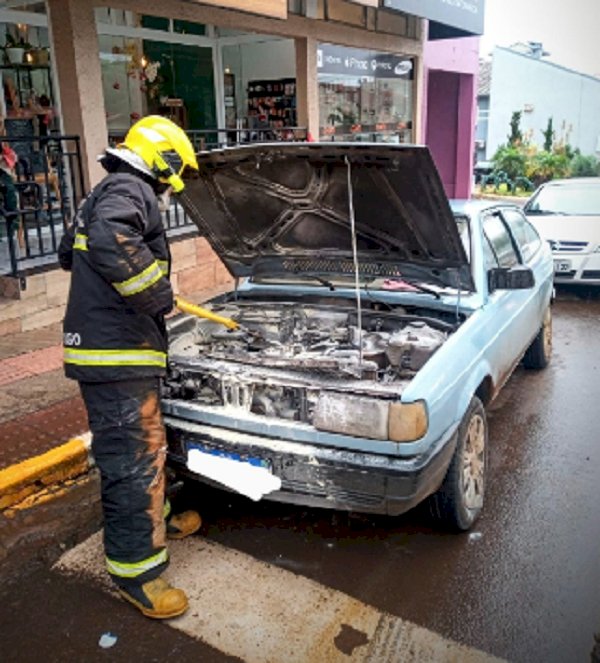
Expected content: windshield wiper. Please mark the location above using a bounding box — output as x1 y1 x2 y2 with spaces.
378 278 441 299
253 272 337 291
307 275 336 291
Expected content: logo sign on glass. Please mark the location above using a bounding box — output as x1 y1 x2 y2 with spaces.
317 44 414 80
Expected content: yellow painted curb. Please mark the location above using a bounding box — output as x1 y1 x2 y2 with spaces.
0 433 92 511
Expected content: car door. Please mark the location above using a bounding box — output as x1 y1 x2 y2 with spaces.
500 207 551 330
481 209 541 379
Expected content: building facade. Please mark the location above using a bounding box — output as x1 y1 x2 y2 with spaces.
480 47 600 162
0 0 485 327
423 35 480 199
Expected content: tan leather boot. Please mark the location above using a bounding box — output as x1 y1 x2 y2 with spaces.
118 577 188 619
167 510 202 540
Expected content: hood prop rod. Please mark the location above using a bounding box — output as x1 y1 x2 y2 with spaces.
345 156 363 372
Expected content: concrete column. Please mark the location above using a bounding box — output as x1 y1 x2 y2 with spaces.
295 37 319 140
412 54 425 144
454 73 475 198
47 0 107 188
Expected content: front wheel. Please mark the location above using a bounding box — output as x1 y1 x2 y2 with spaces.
523 306 552 369
429 397 487 531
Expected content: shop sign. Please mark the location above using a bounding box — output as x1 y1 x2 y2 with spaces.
188 0 287 19
317 44 414 79
383 0 485 35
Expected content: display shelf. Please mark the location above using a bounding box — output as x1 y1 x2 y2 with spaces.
247 77 296 130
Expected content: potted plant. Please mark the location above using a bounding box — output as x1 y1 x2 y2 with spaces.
4 33 31 65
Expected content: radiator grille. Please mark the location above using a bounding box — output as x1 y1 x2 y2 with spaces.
550 240 589 253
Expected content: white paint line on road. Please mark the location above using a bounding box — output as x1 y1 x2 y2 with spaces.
55 532 505 663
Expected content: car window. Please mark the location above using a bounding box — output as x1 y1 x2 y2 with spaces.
502 209 542 262
454 215 471 261
483 214 519 268
482 234 499 270
525 182 600 215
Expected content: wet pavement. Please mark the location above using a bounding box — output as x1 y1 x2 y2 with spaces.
1 287 599 662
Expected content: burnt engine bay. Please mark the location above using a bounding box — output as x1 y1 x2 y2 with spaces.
165 298 459 425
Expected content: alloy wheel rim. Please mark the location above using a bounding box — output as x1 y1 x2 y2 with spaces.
462 414 485 510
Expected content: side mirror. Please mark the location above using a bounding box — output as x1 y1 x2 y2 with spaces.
488 266 535 291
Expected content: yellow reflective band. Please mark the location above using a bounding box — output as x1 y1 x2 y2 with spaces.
64 348 167 368
106 548 168 579
73 233 88 251
163 499 171 520
158 260 169 276
113 261 163 297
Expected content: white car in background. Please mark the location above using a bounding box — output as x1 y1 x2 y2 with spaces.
524 177 600 285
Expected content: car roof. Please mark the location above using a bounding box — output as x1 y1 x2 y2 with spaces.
450 199 522 216
539 177 600 188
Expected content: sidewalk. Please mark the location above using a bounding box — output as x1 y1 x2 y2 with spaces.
0 283 230 511
0 321 88 471
0 320 92 511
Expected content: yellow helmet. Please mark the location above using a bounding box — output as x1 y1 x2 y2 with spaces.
120 115 198 193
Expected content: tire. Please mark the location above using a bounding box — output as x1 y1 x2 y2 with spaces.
523 305 552 369
429 396 487 531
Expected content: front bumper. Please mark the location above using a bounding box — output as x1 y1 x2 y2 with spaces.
164 415 458 516
553 252 600 285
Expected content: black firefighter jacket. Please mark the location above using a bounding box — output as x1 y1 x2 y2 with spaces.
59 172 173 383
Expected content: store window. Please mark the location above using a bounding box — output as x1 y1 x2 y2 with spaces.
317 43 414 143
221 38 297 133
0 20 56 134
99 35 145 137
97 11 216 139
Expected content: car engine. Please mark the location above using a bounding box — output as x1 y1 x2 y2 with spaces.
165 302 452 424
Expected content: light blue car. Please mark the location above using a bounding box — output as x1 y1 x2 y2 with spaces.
164 144 554 530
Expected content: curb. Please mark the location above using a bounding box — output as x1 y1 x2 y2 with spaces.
0 432 93 511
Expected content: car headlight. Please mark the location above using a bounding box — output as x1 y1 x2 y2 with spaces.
313 393 428 443
388 401 429 442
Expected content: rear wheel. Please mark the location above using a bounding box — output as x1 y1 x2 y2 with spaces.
523 306 552 369
429 397 487 531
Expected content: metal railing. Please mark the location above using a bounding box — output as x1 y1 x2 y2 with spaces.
109 126 308 151
1 127 307 278
0 134 86 277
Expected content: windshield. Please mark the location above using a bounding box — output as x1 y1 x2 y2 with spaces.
525 181 600 215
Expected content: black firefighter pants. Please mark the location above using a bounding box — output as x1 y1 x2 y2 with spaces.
80 378 168 588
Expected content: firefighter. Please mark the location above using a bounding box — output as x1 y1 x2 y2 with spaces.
59 116 201 619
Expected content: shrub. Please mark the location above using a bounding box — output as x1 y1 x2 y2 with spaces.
570 154 599 178
542 118 554 152
492 145 528 181
508 111 523 146
526 151 571 187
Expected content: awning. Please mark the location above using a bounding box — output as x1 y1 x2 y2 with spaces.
186 0 287 20
382 0 485 38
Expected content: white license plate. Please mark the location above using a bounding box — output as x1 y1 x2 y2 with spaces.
187 445 281 501
554 259 571 273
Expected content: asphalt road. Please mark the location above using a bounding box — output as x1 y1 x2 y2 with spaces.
1 286 599 662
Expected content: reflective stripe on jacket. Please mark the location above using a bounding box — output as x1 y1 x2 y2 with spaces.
59 172 173 383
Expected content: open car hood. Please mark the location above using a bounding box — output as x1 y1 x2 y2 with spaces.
179 143 473 290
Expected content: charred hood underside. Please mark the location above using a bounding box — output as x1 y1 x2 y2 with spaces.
179 144 474 291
